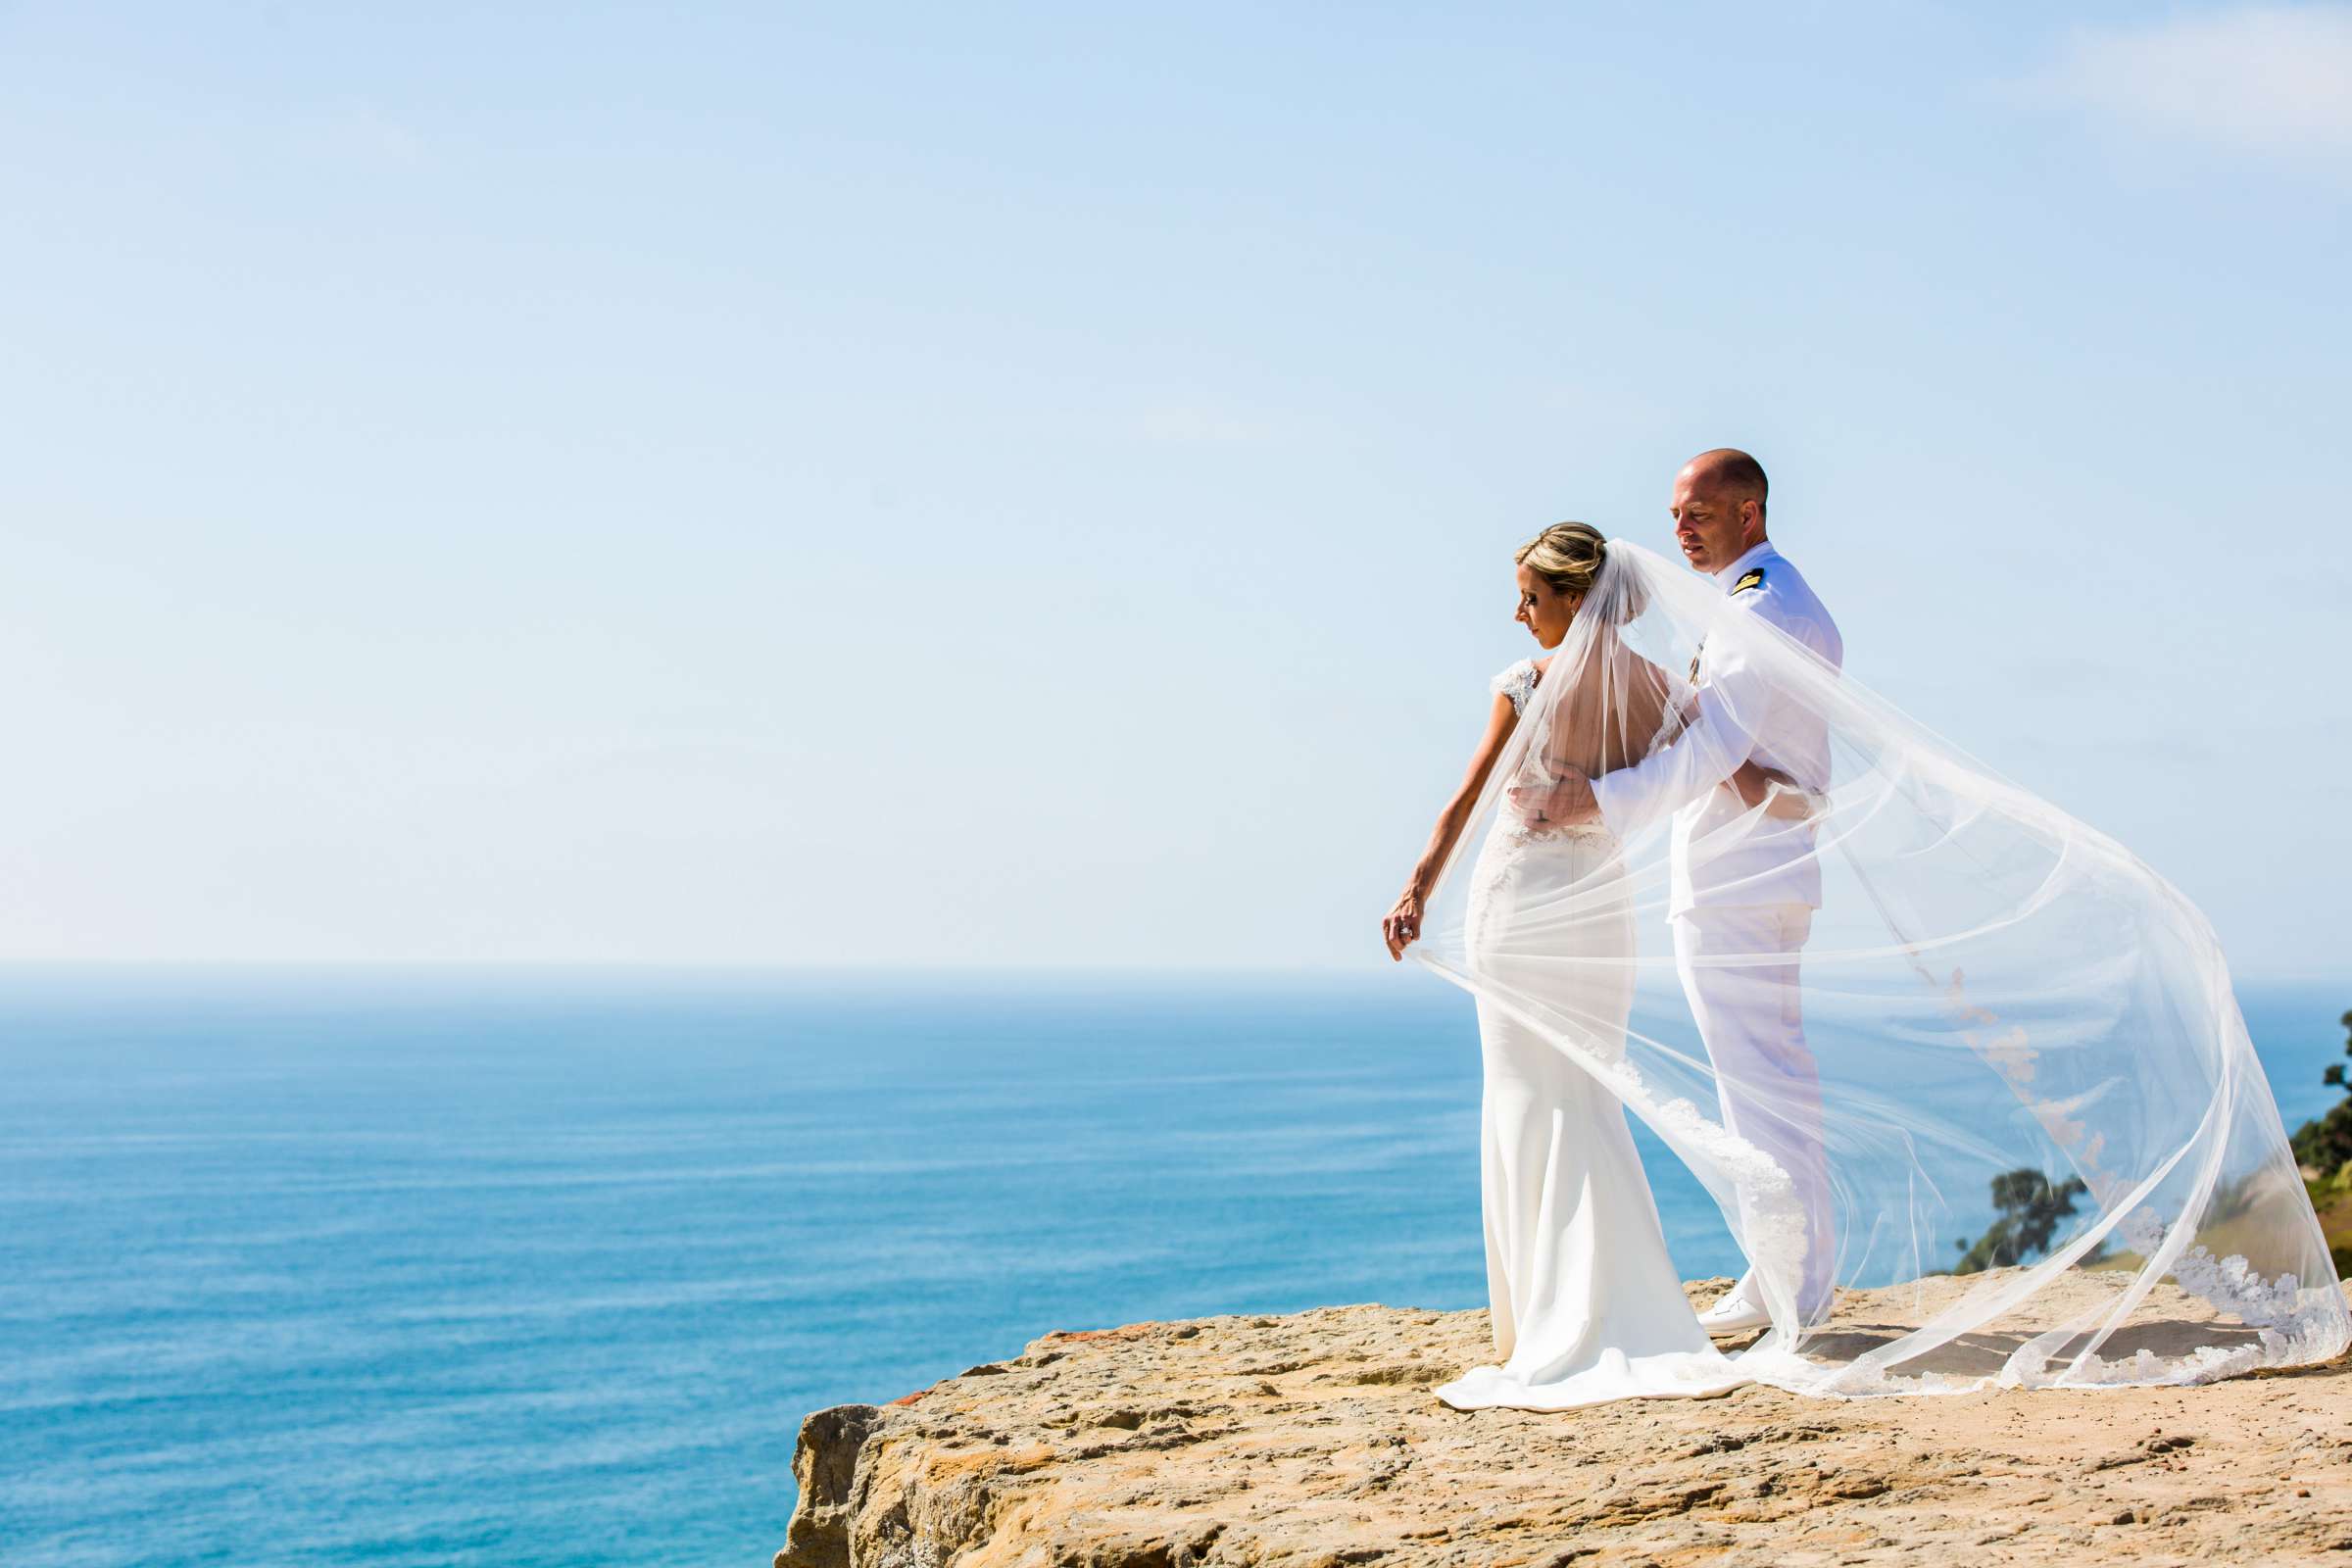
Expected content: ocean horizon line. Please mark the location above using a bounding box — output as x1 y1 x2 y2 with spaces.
0 959 2338 985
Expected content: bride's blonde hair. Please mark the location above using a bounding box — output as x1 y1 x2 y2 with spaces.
1516 521 1644 622
1514 521 1607 597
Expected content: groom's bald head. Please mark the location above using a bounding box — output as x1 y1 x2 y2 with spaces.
1670 448 1770 573
1685 449 1767 516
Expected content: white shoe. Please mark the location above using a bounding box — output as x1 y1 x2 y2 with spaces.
1697 1295 1837 1336
1695 1297 1772 1335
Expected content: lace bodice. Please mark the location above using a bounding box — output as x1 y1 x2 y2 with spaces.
1483 655 1615 853
1490 657 1541 714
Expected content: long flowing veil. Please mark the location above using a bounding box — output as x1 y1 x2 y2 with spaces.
1409 536 2348 1395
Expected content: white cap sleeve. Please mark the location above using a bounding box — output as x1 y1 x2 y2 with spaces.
1489 658 1539 714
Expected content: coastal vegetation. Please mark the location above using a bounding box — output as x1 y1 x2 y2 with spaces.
1949 1169 2089 1275
2293 1007 2352 1274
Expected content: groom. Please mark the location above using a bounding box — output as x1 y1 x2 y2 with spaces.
1512 448 1843 1334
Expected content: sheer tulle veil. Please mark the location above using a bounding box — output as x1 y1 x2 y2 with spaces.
1408 536 2348 1395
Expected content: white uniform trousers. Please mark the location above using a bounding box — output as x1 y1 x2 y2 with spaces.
1671 903 1835 1319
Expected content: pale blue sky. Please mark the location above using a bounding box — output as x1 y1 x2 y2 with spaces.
1 2 2345 975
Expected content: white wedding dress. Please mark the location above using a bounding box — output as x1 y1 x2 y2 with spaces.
1435 657 1749 1411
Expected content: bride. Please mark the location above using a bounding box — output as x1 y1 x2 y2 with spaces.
1385 522 2347 1408
1384 523 1759 1408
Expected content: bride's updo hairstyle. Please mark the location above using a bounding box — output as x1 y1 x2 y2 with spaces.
1514 522 1604 596
1515 522 1642 621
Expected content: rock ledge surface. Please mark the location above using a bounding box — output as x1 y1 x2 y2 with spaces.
778 1278 2352 1567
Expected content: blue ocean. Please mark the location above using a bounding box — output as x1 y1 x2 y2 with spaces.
5 968 2345 1566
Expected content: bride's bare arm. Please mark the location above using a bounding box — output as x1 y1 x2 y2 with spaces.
1385 691 1519 960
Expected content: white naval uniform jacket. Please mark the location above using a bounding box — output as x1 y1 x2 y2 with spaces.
1590 540 1843 918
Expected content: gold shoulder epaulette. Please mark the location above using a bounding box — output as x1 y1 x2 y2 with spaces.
1733 568 1766 594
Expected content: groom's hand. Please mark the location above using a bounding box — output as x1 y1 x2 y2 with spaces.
1508 770 1599 827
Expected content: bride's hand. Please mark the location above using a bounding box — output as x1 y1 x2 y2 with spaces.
1382 890 1425 960
1727 760 1817 820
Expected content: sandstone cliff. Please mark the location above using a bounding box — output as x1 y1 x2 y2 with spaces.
777 1277 2352 1567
